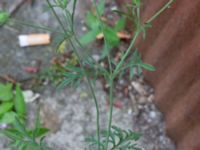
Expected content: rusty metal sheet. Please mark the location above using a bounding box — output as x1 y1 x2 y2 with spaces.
116 0 200 149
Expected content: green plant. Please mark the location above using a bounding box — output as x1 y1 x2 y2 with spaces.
0 83 50 150
85 125 141 150
0 83 26 124
0 11 10 26
79 4 126 58
0 113 51 150
1 0 174 149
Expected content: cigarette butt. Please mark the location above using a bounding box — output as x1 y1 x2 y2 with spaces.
96 33 104 40
18 34 51 47
117 32 131 40
96 31 131 40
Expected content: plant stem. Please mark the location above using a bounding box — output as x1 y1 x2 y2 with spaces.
113 31 140 77
92 0 113 74
146 0 174 24
71 0 77 32
105 78 114 150
46 1 101 149
69 40 101 150
73 35 109 77
11 19 64 34
46 0 66 32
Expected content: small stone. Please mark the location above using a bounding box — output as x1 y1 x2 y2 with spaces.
131 81 147 96
149 111 157 119
40 104 61 133
79 92 88 99
118 79 125 85
138 96 147 104
128 85 132 90
23 90 40 103
147 94 154 102
0 123 7 129
111 6 117 11
82 26 87 31
92 54 100 62
128 108 132 115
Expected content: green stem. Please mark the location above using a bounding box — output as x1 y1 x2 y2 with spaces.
71 0 77 32
11 19 64 34
105 78 114 150
146 0 174 24
93 0 113 74
46 0 66 32
69 40 101 150
46 1 101 149
113 31 140 77
73 35 109 77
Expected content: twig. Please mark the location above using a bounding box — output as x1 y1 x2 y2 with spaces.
0 75 17 84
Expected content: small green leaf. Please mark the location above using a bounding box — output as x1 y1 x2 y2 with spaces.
0 102 14 116
113 10 130 19
56 0 68 9
13 117 29 138
129 67 135 80
29 128 50 138
139 63 156 71
114 17 126 32
0 83 13 101
0 128 22 140
32 110 49 139
97 0 105 16
131 132 142 141
86 12 99 29
0 111 17 124
133 49 141 61
132 0 141 6
62 0 68 8
42 5 53 12
103 26 120 47
14 84 26 116
0 11 10 26
80 29 99 45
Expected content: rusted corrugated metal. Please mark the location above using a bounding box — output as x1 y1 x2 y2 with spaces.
116 0 200 149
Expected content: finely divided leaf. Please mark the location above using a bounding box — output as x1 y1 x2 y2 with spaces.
139 63 156 71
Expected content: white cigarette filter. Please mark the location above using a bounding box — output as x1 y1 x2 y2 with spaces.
18 34 51 47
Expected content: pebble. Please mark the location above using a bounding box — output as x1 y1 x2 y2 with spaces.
147 94 154 102
92 54 100 62
81 26 87 31
128 108 132 115
0 124 7 129
111 6 118 11
23 90 40 103
149 111 157 119
138 96 147 104
131 81 147 96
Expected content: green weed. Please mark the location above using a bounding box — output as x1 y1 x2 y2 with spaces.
0 83 26 124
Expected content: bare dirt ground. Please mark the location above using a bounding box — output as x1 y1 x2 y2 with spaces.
0 0 175 150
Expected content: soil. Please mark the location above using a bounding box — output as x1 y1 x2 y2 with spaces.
0 0 175 150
